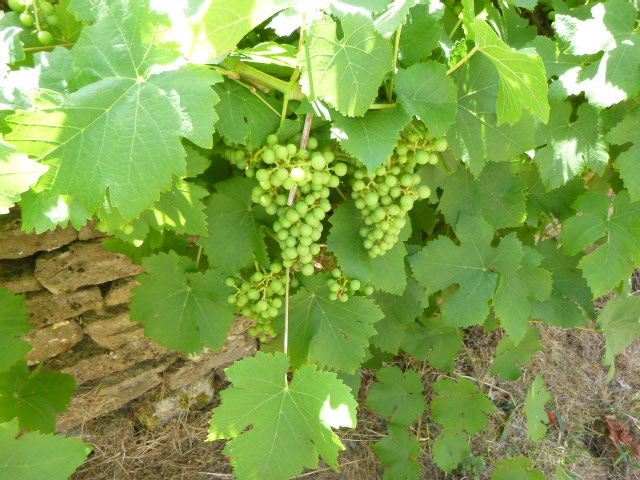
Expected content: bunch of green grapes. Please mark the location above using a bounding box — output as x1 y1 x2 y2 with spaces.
351 132 446 257
326 268 374 302
8 0 58 45
225 134 349 273
226 263 291 342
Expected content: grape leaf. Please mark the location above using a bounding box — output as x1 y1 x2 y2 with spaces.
517 162 585 226
597 296 640 381
432 432 471 473
528 36 583 81
0 360 76 433
561 191 640 297
398 3 444 66
471 18 549 125
524 374 551 441
486 4 537 50
494 247 553 344
0 419 90 480
447 55 536 176
366 366 425 426
370 221 412 295
130 251 235 355
286 275 383 373
431 377 494 436
0 140 48 215
438 162 527 229
0 288 32 372
395 61 457 137
331 107 411 173
140 179 208 236
327 201 373 283
409 214 523 327
371 274 425 354
491 456 546 480
154 0 286 62
373 424 421 480
534 101 609 190
554 0 640 108
401 317 464 371
606 107 640 201
6 0 221 221
199 177 271 273
532 238 595 326
0 13 24 66
212 78 281 146
299 14 393 116
18 192 92 233
491 326 543 381
373 0 416 37
208 352 357 480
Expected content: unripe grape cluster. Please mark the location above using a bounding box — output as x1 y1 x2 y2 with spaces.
351 132 446 257
225 134 349 274
326 268 374 302
225 262 299 342
9 0 58 45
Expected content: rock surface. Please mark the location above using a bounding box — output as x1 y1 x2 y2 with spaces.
25 286 104 327
0 258 42 293
24 319 84 364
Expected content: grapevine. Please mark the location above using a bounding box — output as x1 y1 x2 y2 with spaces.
1 1 640 479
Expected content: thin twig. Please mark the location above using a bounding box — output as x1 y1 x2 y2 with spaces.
447 45 479 75
284 267 291 356
287 113 314 206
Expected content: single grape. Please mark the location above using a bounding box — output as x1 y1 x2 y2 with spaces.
307 137 318 150
301 264 314 276
290 167 306 183
39 1 54 15
434 137 448 152
266 133 279 146
46 14 58 26
8 0 25 12
20 12 35 27
333 162 348 176
225 277 236 287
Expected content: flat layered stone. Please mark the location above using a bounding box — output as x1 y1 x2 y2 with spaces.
34 239 145 294
60 337 173 385
25 286 104 327
77 221 109 241
104 277 140 306
56 356 175 432
83 308 144 349
0 257 42 293
164 317 256 390
25 319 84 364
0 209 78 259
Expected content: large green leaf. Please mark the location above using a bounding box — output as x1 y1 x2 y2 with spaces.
561 191 640 297
373 424 421 480
373 0 416 37
398 3 444 66
331 107 411 172
0 288 32 372
494 247 552 344
0 140 48 215
431 377 494 436
598 296 640 381
199 177 271 274
447 55 536 176
471 18 549 125
208 352 357 480
130 251 236 355
491 326 543 381
327 201 373 283
299 14 393 116
554 0 640 108
0 361 76 433
409 214 523 327
0 419 90 480
395 61 457 137
366 366 425 426
154 0 287 62
491 457 546 480
6 0 221 221
286 275 383 373
401 317 464 371
438 162 527 229
607 107 640 201
534 101 609 190
213 78 281 146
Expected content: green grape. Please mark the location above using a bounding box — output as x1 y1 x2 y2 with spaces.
262 149 276 164
428 153 439 165
434 137 448 152
8 0 25 12
39 1 54 14
339 293 349 302
333 162 348 176
266 133 279 146
350 279 361 291
20 12 35 27
225 277 236 287
286 143 297 155
301 264 314 276
37 30 53 45
364 191 379 207
307 137 319 150
363 284 374 295
290 167 306 183
46 14 58 25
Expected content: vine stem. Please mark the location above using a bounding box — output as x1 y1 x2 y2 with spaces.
284 266 291 356
23 42 75 52
287 113 314 206
369 103 399 109
446 45 479 75
387 25 402 101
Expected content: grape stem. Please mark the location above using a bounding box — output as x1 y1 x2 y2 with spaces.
387 25 402 101
287 113 314 206
447 45 479 75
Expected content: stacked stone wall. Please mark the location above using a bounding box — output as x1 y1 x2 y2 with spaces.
0 210 256 431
